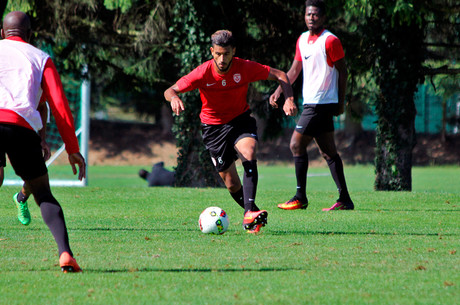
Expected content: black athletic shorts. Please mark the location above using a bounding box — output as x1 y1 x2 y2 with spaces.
0 150 5 167
201 111 258 172
0 123 47 180
295 104 337 137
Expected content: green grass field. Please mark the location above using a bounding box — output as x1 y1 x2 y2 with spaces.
0 165 458 304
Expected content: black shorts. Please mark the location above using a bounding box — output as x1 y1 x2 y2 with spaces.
295 104 337 137
0 123 47 180
201 111 258 172
0 150 5 167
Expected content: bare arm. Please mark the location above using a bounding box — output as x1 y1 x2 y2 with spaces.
334 58 348 116
164 84 185 116
267 68 297 116
269 60 302 106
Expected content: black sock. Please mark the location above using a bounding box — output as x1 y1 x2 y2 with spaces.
326 154 350 201
230 187 245 209
17 190 28 203
294 154 308 201
38 195 72 257
242 160 259 213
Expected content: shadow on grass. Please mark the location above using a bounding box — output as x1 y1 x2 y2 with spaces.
83 267 304 273
358 208 460 212
268 230 458 236
20 227 459 236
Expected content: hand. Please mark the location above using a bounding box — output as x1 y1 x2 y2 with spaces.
282 97 298 116
269 91 281 109
41 140 51 161
170 96 185 115
68 152 86 181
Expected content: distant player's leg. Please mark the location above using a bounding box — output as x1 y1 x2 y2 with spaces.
278 130 311 210
315 132 354 211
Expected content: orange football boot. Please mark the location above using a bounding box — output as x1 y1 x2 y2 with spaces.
59 252 82 273
243 210 268 230
277 196 308 210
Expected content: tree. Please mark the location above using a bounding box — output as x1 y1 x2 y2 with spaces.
345 0 459 191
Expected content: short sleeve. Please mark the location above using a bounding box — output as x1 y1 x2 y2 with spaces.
294 36 302 62
175 65 204 93
325 35 345 63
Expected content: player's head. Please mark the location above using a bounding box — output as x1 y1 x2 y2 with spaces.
211 30 235 48
210 30 236 73
305 0 326 34
1 11 31 42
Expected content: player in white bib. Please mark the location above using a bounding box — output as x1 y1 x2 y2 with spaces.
270 0 354 211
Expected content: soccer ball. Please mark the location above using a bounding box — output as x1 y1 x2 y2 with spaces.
199 206 229 235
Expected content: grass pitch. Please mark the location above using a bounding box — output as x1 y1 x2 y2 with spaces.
0 165 458 304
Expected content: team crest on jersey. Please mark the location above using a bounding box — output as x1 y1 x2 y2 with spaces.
233 73 241 83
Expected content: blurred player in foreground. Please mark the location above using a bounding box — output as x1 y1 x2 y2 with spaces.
0 11 86 272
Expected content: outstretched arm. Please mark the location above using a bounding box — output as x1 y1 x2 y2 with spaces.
164 84 185 116
267 68 297 116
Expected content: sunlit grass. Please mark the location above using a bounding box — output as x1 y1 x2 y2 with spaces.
0 165 458 304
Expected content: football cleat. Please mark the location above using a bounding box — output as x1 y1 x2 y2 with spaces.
13 193 31 226
243 210 268 230
59 252 82 273
322 200 354 211
246 223 264 234
277 196 308 210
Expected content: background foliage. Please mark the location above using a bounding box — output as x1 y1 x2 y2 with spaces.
2 0 458 188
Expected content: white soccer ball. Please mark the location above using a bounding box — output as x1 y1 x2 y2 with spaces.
199 206 229 234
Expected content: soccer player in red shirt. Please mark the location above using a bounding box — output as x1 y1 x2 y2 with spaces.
165 30 297 233
270 0 354 211
0 11 85 272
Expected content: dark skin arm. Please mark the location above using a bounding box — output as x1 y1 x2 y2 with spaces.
334 58 348 116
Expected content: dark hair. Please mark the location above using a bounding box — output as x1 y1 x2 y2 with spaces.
305 0 326 15
211 30 235 47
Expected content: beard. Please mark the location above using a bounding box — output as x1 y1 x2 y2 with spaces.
214 58 233 73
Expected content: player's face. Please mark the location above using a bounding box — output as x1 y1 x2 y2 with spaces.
305 6 325 34
211 45 235 73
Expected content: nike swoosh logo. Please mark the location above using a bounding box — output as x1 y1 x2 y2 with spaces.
206 83 216 87
304 55 311 60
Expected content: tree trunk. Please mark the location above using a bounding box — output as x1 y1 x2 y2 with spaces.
374 94 416 191
372 9 424 192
